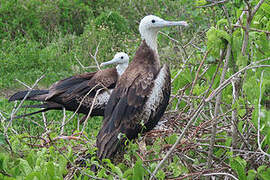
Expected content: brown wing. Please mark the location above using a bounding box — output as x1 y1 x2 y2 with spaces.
96 66 158 159
37 68 118 115
46 68 118 101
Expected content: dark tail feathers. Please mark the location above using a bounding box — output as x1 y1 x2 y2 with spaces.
8 90 49 102
6 108 50 121
22 102 63 110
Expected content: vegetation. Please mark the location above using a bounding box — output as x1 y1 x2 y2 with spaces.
0 0 270 179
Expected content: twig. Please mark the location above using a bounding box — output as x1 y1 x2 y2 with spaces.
81 87 105 133
89 41 101 71
196 0 229 8
15 79 31 89
231 76 240 150
190 50 209 95
167 168 226 180
232 25 270 34
0 111 6 123
251 0 265 20
207 44 229 168
7 75 45 127
257 70 270 158
202 172 239 180
242 0 265 55
4 75 45 153
159 31 188 57
205 59 270 102
150 51 227 179
59 84 100 129
81 172 106 180
74 55 98 69
42 112 48 133
60 108 66 135
197 143 270 157
171 51 195 83
150 103 204 180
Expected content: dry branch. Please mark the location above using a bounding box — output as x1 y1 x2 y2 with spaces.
257 70 270 158
149 58 225 179
207 44 230 168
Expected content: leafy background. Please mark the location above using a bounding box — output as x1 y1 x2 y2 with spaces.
0 0 270 179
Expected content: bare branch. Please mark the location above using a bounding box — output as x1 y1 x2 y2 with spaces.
74 54 98 69
15 79 31 89
190 51 209 95
207 44 230 168
89 41 102 71
257 70 270 158
150 102 205 180
60 108 66 135
206 58 270 102
42 112 48 133
150 55 224 179
231 76 240 150
202 172 239 180
251 0 265 19
233 24 270 34
196 0 229 8
81 86 105 133
8 75 45 127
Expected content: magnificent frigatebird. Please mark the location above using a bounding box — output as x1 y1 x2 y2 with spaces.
8 52 129 119
96 15 188 160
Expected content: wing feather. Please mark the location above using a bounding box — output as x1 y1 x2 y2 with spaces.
47 68 117 102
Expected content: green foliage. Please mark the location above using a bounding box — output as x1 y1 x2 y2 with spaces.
0 0 94 42
0 0 270 179
95 11 129 33
230 156 247 180
0 148 68 179
206 27 230 58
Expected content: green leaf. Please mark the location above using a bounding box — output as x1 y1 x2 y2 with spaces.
217 19 228 29
19 159 32 176
257 166 270 180
0 153 9 173
0 133 6 146
25 172 42 180
206 27 231 58
196 0 207 6
97 168 108 178
261 3 270 15
132 160 144 180
165 133 177 144
156 170 165 180
236 54 248 69
247 169 256 180
230 156 247 180
46 161 55 179
123 168 133 179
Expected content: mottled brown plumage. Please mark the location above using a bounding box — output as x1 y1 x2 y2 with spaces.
9 52 130 119
96 15 187 161
97 41 171 159
8 68 118 118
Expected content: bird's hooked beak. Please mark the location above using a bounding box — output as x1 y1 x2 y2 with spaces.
156 20 188 28
100 57 120 67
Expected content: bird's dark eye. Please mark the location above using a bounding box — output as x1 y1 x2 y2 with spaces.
152 19 156 23
121 56 124 59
